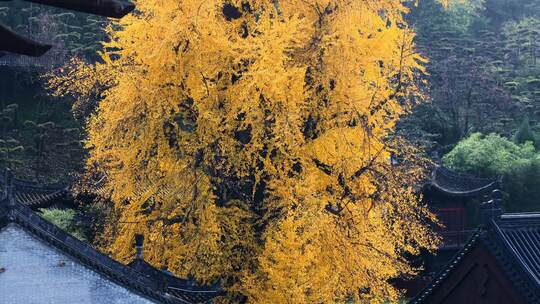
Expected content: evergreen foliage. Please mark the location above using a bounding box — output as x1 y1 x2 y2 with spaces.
499 18 540 117
0 1 109 181
401 0 513 151
400 0 540 154
0 69 84 182
484 0 540 28
443 133 540 212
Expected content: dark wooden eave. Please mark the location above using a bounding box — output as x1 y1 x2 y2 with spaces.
0 0 134 57
423 166 501 198
0 174 69 209
0 24 52 57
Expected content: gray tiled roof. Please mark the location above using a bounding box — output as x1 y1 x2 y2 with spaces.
494 213 540 288
1 224 154 304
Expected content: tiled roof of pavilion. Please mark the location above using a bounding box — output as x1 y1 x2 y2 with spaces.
411 209 540 303
423 166 501 198
0 178 223 304
0 173 69 209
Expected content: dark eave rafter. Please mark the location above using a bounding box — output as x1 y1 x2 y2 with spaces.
0 0 135 18
425 166 501 198
0 24 52 57
0 173 69 209
0 0 135 57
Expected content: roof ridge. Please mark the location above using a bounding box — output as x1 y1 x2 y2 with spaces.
500 213 540 220
409 228 484 303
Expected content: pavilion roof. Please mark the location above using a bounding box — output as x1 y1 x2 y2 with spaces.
424 166 501 198
0 173 69 209
0 178 222 304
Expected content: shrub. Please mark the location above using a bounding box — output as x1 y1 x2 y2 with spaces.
39 208 87 240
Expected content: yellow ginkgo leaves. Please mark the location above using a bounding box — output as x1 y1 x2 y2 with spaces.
50 0 440 302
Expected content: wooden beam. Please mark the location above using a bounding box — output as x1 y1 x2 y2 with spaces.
0 24 51 57
0 0 135 56
0 0 135 18
28 0 134 18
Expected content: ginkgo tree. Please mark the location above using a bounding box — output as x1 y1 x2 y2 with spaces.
50 0 441 302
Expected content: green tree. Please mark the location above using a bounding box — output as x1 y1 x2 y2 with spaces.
401 0 514 152
484 0 540 29
0 68 85 182
443 133 540 212
498 18 540 122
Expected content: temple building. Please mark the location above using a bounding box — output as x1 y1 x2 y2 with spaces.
423 166 501 249
0 176 222 304
411 199 540 304
395 166 502 297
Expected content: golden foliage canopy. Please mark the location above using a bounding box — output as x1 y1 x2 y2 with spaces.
50 0 440 302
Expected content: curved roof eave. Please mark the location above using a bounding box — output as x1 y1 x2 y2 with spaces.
424 166 501 198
